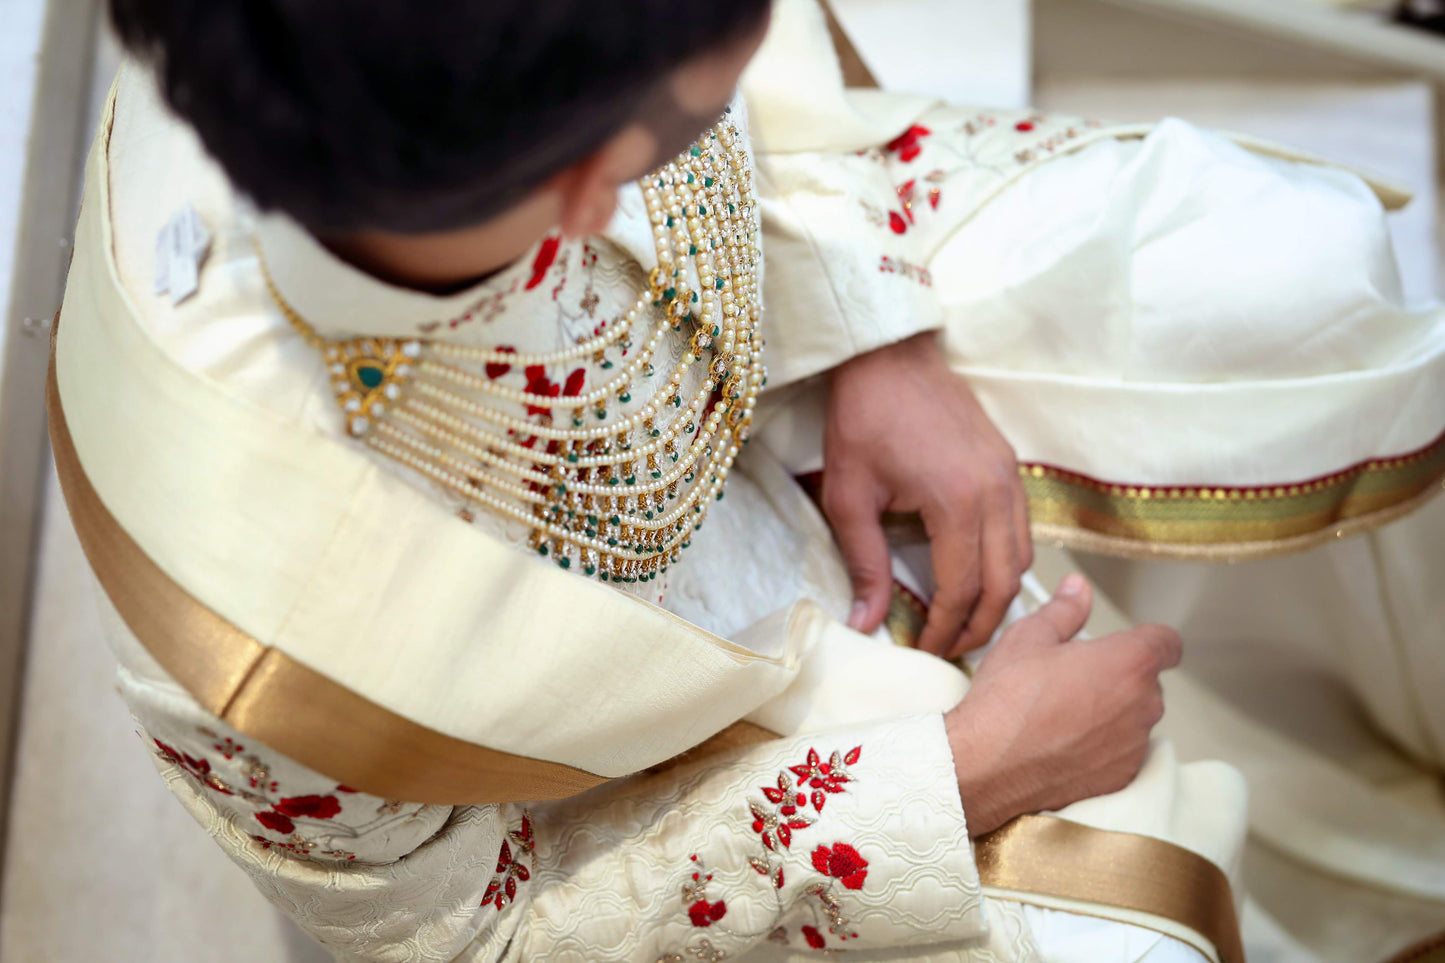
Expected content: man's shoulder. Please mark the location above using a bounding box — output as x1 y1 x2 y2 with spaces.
100 59 247 328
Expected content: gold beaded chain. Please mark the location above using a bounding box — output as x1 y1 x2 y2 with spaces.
258 117 765 585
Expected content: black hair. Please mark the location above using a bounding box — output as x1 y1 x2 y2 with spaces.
110 0 770 233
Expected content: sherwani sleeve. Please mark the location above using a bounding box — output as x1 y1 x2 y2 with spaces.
113 621 989 961
740 0 952 390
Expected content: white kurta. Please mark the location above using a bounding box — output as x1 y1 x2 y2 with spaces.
55 0 1443 961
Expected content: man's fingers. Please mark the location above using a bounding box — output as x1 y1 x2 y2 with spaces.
822 476 894 633
1011 474 1034 573
948 511 1021 658
916 518 982 656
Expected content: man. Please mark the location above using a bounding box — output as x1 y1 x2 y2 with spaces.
49 0 1443 960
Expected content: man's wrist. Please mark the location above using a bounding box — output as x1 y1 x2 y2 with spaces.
945 705 1030 838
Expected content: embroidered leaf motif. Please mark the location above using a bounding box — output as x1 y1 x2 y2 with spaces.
845 746 862 765
772 866 785 889
777 823 792 848
749 857 770 876
762 786 785 803
812 790 827 812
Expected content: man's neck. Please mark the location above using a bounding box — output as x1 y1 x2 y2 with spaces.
319 229 527 295
318 194 562 295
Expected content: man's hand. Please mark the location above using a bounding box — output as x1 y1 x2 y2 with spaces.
944 575 1181 837
824 331 1031 657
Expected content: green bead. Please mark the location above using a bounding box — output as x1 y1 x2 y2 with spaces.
356 366 384 389
607 477 619 486
558 557 571 569
690 146 702 157
663 287 677 300
704 177 714 187
584 566 596 575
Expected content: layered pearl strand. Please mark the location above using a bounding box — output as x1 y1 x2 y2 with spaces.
259 116 765 584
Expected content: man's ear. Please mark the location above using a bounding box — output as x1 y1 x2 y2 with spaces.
556 125 657 239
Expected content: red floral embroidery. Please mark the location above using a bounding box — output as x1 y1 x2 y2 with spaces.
887 210 908 235
1015 120 1035 132
522 364 586 416
879 255 933 288
811 843 869 890
481 814 535 912
211 737 244 759
526 235 561 290
886 124 932 162
274 794 342 820
255 810 295 835
154 738 234 795
485 346 516 380
688 899 728 927
662 745 870 959
790 746 859 793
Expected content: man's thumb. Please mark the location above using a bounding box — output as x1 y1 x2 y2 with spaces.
1026 574 1093 643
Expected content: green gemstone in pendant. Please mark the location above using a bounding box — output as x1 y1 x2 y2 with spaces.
690 146 701 157
663 287 677 300
558 557 571 569
584 565 596 575
357 366 384 389
704 177 714 187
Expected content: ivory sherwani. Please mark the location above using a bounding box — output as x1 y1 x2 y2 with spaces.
50 1 1445 961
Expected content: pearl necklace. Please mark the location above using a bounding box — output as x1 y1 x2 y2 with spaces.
259 117 765 584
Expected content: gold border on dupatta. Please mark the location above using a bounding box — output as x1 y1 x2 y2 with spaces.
1021 432 1445 562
